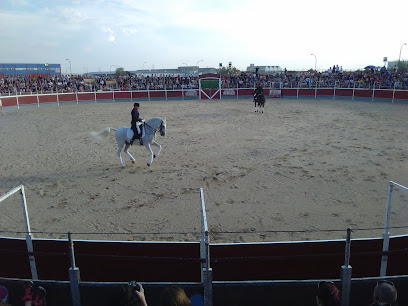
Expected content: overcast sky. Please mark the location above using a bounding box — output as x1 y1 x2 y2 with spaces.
1 0 407 74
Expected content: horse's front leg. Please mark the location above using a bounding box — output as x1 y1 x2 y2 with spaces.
123 142 135 164
144 143 154 167
117 144 125 168
151 141 162 159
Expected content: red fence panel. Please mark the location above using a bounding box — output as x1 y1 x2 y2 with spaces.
114 92 131 99
149 91 166 98
1 96 18 107
166 90 183 98
374 90 393 99
317 88 335 96
238 88 254 96
282 89 297 96
354 89 373 98
57 93 76 103
77 92 95 101
298 89 314 96
96 92 114 100
394 90 408 100
132 91 149 99
335 88 353 97
38 94 58 103
15 96 37 105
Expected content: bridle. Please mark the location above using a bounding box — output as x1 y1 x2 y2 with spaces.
144 119 165 136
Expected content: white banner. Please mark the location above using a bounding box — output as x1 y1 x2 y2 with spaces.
184 90 198 97
269 89 281 98
222 89 236 96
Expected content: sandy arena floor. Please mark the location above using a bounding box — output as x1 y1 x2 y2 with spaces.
1 98 407 243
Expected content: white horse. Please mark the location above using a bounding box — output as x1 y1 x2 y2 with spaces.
91 117 166 167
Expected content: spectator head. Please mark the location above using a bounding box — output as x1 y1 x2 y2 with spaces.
316 281 341 306
134 103 140 108
160 286 191 306
373 281 397 305
0 285 8 302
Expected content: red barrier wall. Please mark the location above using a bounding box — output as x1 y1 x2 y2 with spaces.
149 91 166 98
354 89 373 98
132 91 149 99
1 96 17 107
318 88 335 96
298 89 315 96
375 90 394 99
17 96 38 105
1 235 407 282
77 92 95 101
1 88 407 109
335 89 353 97
96 92 113 100
114 92 131 99
282 89 297 96
166 90 183 98
39 95 58 103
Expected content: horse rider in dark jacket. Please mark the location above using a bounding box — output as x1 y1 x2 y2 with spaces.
130 102 144 145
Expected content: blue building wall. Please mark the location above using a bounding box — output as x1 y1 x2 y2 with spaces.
0 63 61 77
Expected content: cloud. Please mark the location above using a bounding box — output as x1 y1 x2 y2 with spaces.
122 27 138 35
102 27 116 42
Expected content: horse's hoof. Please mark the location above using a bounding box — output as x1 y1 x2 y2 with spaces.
153 154 156 159
147 163 150 167
132 161 135 164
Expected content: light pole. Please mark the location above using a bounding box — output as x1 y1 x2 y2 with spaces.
311 54 317 72
66 58 72 76
142 62 147 70
110 65 118 74
399 43 407 62
196 60 203 67
83 67 88 75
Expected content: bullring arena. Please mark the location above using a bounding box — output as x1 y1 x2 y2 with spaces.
1 97 408 243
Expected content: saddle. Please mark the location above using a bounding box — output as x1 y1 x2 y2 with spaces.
127 124 145 145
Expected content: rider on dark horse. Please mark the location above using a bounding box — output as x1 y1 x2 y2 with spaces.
253 83 264 112
130 102 144 145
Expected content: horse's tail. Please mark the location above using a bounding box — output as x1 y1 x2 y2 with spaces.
90 127 116 140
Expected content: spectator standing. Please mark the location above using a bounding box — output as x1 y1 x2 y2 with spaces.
371 280 398 306
316 281 341 306
160 286 191 306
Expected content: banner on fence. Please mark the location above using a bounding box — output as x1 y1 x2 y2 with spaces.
222 89 236 96
269 89 281 98
184 90 198 97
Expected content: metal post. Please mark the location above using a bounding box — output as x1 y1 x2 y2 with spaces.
392 82 396 103
380 182 393 276
18 185 38 280
200 188 212 306
0 185 38 279
352 82 355 100
341 228 352 306
68 232 81 306
372 82 375 101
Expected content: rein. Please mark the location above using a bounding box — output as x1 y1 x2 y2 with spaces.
144 120 163 134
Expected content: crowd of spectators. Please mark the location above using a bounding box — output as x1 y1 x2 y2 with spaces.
1 66 408 95
0 278 401 305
